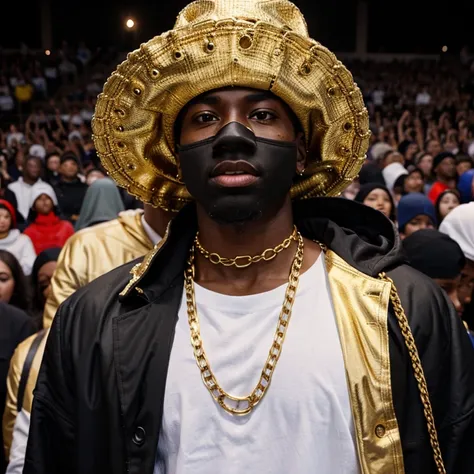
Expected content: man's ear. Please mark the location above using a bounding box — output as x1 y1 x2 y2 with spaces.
295 132 307 174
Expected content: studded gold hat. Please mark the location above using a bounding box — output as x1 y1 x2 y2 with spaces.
92 0 370 212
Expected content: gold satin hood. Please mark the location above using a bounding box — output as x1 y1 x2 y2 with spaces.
92 0 370 212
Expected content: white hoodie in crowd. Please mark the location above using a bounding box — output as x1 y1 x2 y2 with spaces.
0 229 36 276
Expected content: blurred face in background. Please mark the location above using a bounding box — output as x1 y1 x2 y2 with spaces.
401 215 435 239
458 260 474 310
37 260 57 301
438 192 460 220
363 188 392 218
417 154 433 177
405 170 425 193
86 169 106 186
382 151 404 168
427 140 442 157
47 154 61 173
34 194 54 215
24 158 42 181
457 160 473 177
60 159 79 180
342 180 360 200
436 157 457 180
0 260 14 303
0 209 12 234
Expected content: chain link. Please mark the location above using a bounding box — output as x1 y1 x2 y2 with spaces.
185 232 304 415
379 272 446 474
195 226 298 268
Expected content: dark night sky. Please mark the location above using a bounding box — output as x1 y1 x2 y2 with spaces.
2 0 473 54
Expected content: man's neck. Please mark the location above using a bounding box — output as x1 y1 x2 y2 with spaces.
22 176 38 186
193 198 321 295
61 176 76 183
143 204 174 238
437 176 455 187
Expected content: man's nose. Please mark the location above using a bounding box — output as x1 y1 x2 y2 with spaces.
212 122 257 158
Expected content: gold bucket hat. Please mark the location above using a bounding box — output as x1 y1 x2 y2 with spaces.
92 0 370 212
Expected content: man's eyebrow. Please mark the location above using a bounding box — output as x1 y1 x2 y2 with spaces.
187 94 220 107
245 91 275 103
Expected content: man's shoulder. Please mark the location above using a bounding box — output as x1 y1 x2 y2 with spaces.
70 218 124 242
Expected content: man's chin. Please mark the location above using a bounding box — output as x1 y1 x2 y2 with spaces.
208 205 262 225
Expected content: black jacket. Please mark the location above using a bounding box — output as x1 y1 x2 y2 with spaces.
0 303 35 472
53 179 88 222
24 198 474 474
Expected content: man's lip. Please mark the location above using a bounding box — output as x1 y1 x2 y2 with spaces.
211 174 259 187
210 160 259 178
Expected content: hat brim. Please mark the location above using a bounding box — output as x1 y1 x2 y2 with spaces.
93 19 370 211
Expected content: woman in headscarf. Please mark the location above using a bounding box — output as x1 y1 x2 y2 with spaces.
0 200 36 276
354 183 396 221
74 178 125 232
457 169 474 204
23 185 74 255
30 248 61 324
435 189 461 225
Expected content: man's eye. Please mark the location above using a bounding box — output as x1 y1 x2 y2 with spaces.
195 113 218 123
251 111 275 121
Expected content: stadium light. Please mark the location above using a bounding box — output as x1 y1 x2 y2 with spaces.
126 18 135 29
442 45 448 53
45 50 51 56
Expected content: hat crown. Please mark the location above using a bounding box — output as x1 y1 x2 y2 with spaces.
174 0 308 36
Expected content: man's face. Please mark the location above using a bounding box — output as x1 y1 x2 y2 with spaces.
34 193 54 215
457 161 472 177
427 140 442 156
177 88 306 224
25 158 42 180
60 159 79 179
437 157 456 179
401 215 434 239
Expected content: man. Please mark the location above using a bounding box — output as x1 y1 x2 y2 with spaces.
398 193 437 239
25 1 474 473
7 157 55 221
53 152 88 222
428 152 457 204
3 204 171 474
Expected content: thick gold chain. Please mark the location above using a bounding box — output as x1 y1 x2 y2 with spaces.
185 232 304 415
195 226 298 268
379 272 446 474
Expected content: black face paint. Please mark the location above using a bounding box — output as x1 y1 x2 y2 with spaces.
177 122 298 224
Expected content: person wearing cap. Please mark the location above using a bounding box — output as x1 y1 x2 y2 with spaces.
53 152 88 223
398 193 437 239
6 156 55 221
23 184 74 255
428 152 457 204
402 229 465 315
0 199 36 275
354 183 396 221
25 2 474 473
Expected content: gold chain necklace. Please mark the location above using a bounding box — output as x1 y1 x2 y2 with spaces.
194 226 298 268
184 231 304 415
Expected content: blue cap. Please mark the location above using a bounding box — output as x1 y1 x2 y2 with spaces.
458 169 474 203
398 193 437 232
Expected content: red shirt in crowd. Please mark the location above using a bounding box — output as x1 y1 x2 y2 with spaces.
23 212 74 255
428 181 450 204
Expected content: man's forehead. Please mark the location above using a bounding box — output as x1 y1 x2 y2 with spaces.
187 87 283 106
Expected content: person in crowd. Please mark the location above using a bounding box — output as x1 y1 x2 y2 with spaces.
3 205 170 473
398 193 437 239
6 157 55 221
414 152 433 184
456 155 473 179
25 2 474 473
358 161 385 185
74 178 124 231
428 152 457 204
23 185 73 255
0 302 34 473
0 250 30 312
435 189 461 225
426 139 442 158
403 229 465 315
457 169 474 203
43 153 61 186
53 152 88 223
440 203 474 327
85 168 105 186
30 248 61 321
354 183 396 221
0 200 35 276
341 180 360 200
382 161 408 194
393 167 425 198
380 149 404 169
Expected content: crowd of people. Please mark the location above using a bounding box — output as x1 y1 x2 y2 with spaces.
1 22 474 472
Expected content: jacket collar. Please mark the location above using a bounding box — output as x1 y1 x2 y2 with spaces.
119 197 403 301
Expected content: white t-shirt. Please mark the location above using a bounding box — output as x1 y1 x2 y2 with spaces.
155 256 359 474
